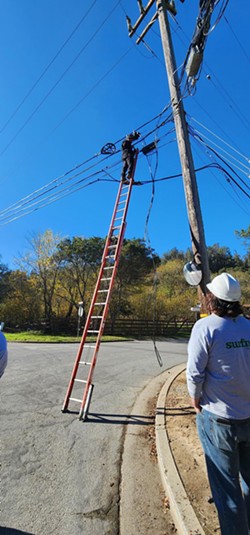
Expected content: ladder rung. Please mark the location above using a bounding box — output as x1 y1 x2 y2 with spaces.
75 379 87 383
79 361 92 365
91 315 103 319
98 289 109 293
103 266 114 270
116 209 124 213
112 226 121 230
108 245 116 249
105 255 115 259
94 302 106 305
69 397 82 403
101 277 112 281
87 330 99 333
114 216 123 221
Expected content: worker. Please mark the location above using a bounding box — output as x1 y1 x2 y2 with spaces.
121 131 140 184
0 329 8 378
186 272 250 535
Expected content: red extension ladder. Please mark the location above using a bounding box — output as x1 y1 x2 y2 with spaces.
62 151 138 420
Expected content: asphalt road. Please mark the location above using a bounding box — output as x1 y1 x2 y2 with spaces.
0 340 187 535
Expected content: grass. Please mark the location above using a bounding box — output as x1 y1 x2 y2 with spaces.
5 331 129 343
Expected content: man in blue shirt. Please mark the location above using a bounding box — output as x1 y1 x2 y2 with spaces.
187 273 250 535
0 329 7 378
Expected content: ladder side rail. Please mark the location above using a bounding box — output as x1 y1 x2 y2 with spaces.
77 154 139 417
62 253 114 412
62 183 127 411
103 180 124 251
78 221 128 419
63 151 139 417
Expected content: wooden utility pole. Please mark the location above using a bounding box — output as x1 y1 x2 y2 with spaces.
156 0 210 299
128 1 210 306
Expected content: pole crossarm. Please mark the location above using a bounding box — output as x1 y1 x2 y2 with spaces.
128 0 155 37
136 11 159 44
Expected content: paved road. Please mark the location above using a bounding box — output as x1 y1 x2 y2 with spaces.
0 340 187 535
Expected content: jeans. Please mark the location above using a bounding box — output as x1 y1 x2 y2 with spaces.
197 409 250 535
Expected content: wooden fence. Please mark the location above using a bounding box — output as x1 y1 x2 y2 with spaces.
104 318 195 338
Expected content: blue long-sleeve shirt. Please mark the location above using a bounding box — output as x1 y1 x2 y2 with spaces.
0 331 8 378
186 313 250 419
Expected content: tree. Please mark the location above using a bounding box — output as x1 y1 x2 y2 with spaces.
109 239 160 325
17 230 63 332
207 244 239 273
0 258 10 301
56 236 105 321
0 270 41 328
235 225 250 263
161 247 191 263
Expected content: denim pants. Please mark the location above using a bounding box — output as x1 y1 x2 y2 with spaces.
197 409 250 535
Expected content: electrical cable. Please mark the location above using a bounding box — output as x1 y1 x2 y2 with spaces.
142 128 163 367
51 46 134 133
188 116 250 164
192 142 250 217
189 128 250 177
189 126 250 200
224 15 250 67
0 1 121 157
0 105 175 220
0 1 98 135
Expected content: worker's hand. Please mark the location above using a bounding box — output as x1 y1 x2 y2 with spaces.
190 397 202 414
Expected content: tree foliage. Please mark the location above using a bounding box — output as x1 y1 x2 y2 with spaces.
1 230 249 333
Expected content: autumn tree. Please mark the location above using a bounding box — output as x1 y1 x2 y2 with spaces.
0 258 10 301
0 270 41 328
56 236 105 321
17 230 63 331
109 239 160 325
235 225 250 265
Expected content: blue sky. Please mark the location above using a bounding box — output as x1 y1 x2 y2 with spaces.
0 0 249 268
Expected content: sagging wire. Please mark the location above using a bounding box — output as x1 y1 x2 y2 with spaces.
142 134 163 367
0 105 173 222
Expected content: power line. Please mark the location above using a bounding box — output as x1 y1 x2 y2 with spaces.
189 126 250 200
189 126 250 177
0 107 175 223
224 16 250 67
188 115 250 164
0 1 98 135
51 46 134 133
0 1 121 157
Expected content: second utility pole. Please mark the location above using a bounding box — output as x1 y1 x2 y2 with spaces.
156 0 210 299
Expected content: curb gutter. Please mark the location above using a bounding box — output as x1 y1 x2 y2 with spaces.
155 363 206 535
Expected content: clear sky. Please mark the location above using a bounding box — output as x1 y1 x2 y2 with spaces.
0 0 249 268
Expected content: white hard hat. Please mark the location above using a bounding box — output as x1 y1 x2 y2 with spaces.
206 273 241 302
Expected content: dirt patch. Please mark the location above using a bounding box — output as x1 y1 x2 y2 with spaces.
165 371 221 534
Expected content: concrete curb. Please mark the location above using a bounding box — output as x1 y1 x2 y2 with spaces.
155 363 206 535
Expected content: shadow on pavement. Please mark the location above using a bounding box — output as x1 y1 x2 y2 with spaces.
88 413 155 424
63 410 155 425
156 405 194 417
0 528 34 535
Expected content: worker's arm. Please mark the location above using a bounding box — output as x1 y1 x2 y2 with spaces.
186 319 209 412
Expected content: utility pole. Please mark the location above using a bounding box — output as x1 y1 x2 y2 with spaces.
128 0 210 308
